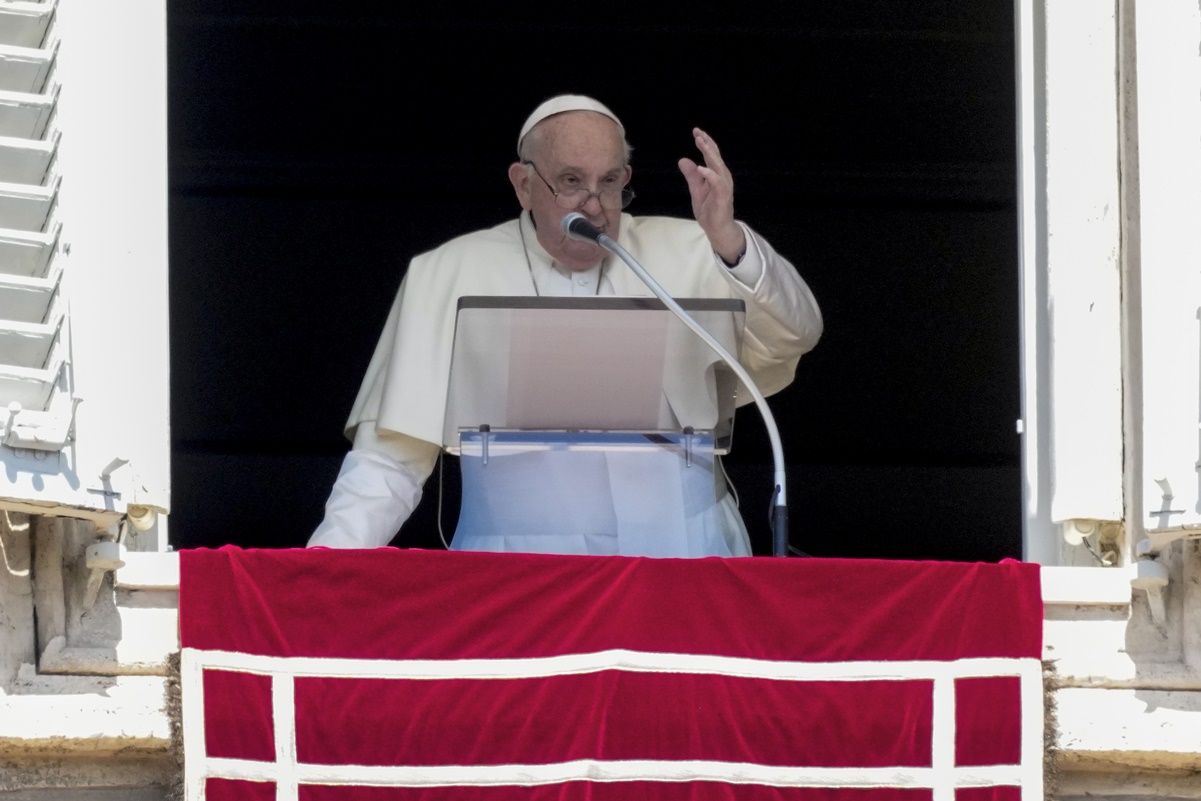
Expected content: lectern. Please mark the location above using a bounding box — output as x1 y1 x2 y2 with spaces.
441 296 746 556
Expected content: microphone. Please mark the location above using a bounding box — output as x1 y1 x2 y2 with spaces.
561 212 607 244
558 209 794 556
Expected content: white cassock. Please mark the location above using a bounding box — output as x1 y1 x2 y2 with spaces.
308 211 822 555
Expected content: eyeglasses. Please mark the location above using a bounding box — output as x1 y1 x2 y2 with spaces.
524 160 635 210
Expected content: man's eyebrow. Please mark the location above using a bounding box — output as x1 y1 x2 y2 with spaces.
555 164 625 176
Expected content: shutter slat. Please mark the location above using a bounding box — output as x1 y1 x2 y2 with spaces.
0 1 55 49
0 40 55 94
0 16 60 440
0 224 58 278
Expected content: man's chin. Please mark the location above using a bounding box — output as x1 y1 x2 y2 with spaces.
559 239 607 271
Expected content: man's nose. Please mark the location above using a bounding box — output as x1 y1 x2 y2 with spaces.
579 192 605 215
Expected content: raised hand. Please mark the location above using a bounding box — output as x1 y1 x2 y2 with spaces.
678 127 747 265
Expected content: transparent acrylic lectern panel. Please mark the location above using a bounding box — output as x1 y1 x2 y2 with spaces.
454 430 732 557
442 297 746 454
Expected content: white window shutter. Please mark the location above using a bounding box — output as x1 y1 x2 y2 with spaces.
0 0 170 533
0 1 69 453
1133 1 1201 553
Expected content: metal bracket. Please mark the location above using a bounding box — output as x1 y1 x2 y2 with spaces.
2 395 80 452
81 529 125 611
1131 539 1170 628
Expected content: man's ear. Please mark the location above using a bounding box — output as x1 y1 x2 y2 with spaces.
508 162 532 210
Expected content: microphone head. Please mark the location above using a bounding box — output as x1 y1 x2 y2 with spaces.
561 212 605 243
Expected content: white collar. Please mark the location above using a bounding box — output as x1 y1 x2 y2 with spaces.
519 211 606 295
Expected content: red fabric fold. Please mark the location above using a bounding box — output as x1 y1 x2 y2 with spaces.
180 548 1041 662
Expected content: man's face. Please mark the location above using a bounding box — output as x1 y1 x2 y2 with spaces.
508 111 631 272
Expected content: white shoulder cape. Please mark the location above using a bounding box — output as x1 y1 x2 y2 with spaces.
347 213 822 446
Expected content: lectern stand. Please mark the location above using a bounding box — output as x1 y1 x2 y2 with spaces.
441 297 746 557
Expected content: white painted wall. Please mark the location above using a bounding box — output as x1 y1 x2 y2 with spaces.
1018 1 1201 790
56 0 171 515
0 4 175 795
1017 0 1126 566
1132 1 1201 548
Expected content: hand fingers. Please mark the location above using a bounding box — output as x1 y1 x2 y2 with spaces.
688 163 732 203
678 157 706 194
692 127 729 174
681 158 733 219
680 157 724 187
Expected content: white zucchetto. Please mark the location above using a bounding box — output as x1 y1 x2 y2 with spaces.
517 94 625 155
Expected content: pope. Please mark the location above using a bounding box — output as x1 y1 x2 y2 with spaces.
308 94 822 556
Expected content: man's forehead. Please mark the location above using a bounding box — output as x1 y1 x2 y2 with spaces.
542 110 622 141
529 113 628 175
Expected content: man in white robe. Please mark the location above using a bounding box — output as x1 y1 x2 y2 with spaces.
308 95 822 555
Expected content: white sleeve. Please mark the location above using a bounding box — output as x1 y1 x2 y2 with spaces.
719 224 766 287
306 422 441 549
708 222 823 399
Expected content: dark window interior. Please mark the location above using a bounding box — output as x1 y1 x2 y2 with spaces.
168 2 1021 561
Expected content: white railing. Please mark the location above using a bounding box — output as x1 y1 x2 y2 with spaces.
182 647 1044 801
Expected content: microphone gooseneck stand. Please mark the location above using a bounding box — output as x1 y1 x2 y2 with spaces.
561 213 792 557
